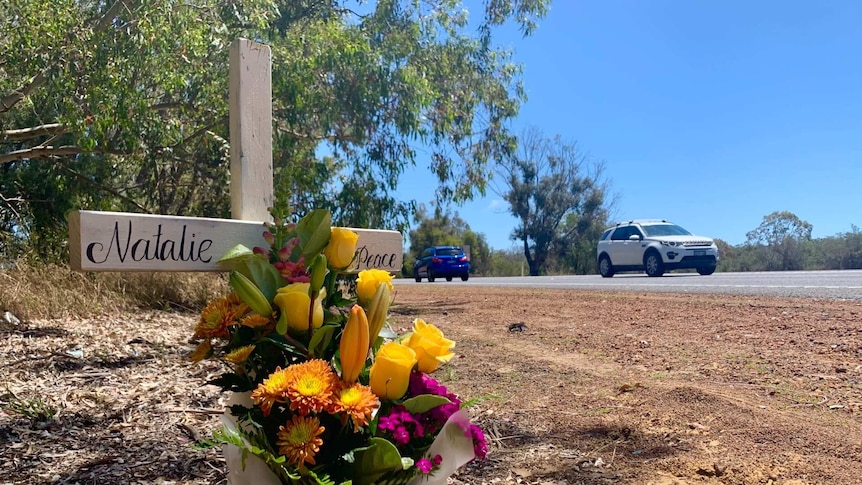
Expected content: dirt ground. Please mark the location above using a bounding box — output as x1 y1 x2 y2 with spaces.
2 286 861 485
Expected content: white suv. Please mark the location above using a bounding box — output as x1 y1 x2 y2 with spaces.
596 220 719 277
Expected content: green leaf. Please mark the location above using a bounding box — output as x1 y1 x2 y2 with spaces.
259 335 308 359
351 437 408 485
218 244 255 265
219 244 283 300
210 423 297 482
308 324 338 358
297 209 332 260
242 255 284 301
402 394 451 414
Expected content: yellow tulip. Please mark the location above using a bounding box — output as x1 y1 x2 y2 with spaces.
403 318 455 373
356 269 394 306
340 305 370 384
369 342 416 400
324 228 359 270
273 283 325 334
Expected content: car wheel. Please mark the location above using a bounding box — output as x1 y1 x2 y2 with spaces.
427 269 435 282
644 251 664 277
598 255 614 278
697 266 716 276
461 273 469 281
446 276 453 281
414 270 422 282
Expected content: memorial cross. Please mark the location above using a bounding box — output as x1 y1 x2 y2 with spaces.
68 39 402 273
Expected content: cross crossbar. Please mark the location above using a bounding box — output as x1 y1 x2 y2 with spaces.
68 210 402 273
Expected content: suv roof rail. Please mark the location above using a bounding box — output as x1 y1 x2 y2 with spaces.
625 219 670 224
609 219 671 228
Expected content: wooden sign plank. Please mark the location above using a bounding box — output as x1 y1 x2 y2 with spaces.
67 210 403 273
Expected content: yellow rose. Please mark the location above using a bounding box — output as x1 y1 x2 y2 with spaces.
273 283 324 334
356 269 394 306
323 228 359 270
403 319 455 373
369 342 417 400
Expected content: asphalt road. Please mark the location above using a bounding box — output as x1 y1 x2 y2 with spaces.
395 270 862 300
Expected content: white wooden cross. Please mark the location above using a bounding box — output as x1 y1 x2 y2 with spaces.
68 39 402 273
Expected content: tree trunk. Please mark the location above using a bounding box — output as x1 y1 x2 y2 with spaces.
522 239 538 276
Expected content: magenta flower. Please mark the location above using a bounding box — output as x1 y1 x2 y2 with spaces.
469 424 488 459
377 372 488 462
416 458 433 474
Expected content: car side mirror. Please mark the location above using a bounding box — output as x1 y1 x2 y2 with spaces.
628 234 641 241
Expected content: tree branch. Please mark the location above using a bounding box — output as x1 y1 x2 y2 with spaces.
0 71 46 114
94 0 137 31
0 146 82 164
1 123 66 141
0 145 135 165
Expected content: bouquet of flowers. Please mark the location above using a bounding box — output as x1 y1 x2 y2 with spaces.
190 208 487 485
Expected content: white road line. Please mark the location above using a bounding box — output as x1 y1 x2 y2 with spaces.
488 281 862 289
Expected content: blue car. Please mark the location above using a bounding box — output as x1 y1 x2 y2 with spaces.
413 246 470 282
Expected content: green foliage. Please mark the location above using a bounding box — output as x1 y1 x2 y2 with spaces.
495 127 611 276
746 211 814 245
810 225 862 269
1 0 549 262
486 247 526 276
406 205 491 275
550 211 609 275
351 437 414 485
401 394 451 414
1 389 56 425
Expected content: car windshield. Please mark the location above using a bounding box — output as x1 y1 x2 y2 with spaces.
435 248 462 257
641 224 692 237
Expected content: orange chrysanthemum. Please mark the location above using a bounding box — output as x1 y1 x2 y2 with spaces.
330 382 379 432
224 345 255 364
189 339 212 363
251 367 293 416
240 314 270 329
276 415 324 467
194 294 248 339
283 360 336 415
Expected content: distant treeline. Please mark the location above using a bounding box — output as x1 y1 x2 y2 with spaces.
460 211 862 276
714 230 862 272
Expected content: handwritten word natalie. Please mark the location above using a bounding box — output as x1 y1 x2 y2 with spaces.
86 221 214 265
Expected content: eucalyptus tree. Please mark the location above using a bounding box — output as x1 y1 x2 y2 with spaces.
0 0 548 261
745 211 813 271
495 128 610 276
1 0 268 260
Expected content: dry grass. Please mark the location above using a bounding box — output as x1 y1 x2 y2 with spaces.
0 262 228 320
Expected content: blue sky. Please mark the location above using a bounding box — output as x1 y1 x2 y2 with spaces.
395 0 862 250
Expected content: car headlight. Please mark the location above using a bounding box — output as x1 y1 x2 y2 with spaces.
660 241 680 247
